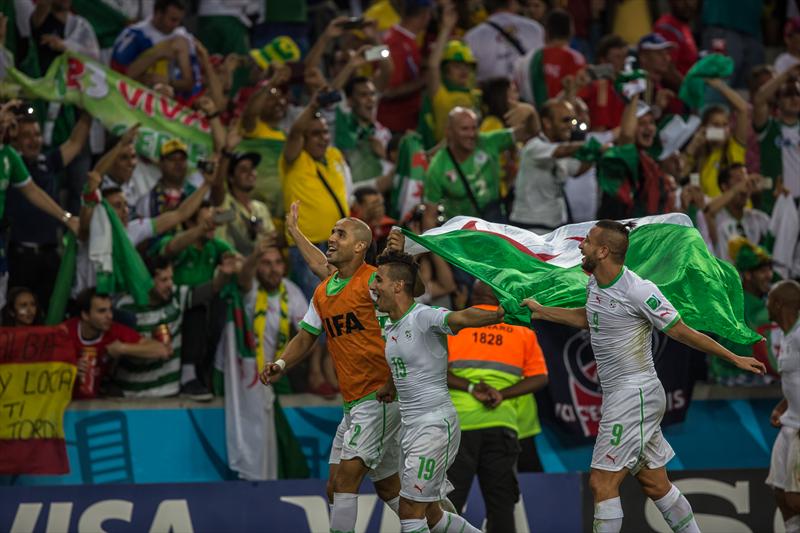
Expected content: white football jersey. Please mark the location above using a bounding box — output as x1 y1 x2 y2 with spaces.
779 319 800 430
585 268 680 393
384 303 455 419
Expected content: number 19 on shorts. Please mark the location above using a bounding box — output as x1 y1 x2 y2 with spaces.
417 456 435 480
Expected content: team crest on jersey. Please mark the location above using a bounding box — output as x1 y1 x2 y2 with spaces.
609 299 618 309
404 330 412 340
645 295 662 310
474 151 488 165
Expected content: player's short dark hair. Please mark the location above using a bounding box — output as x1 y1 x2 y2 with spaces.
154 0 186 12
545 8 572 41
718 163 746 189
76 287 110 315
377 250 418 296
596 34 628 62
595 219 634 262
344 76 372 99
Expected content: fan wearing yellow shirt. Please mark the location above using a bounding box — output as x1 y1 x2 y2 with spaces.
280 90 353 299
423 5 481 145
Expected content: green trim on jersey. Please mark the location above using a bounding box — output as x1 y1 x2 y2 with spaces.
637 387 645 467
343 390 378 412
598 267 625 289
391 302 418 325
661 314 681 332
326 272 352 295
299 320 321 336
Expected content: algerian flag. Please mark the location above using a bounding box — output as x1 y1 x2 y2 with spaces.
46 201 152 324
215 283 310 480
403 214 760 345
389 132 428 221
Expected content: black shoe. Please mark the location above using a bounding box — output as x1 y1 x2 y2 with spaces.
180 379 213 402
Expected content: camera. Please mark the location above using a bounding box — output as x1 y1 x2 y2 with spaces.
197 158 216 174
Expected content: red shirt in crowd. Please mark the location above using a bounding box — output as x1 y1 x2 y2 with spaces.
542 45 586 98
63 317 141 399
578 79 626 131
378 25 424 132
653 13 698 76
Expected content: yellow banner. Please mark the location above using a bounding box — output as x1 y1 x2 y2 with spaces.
0 362 76 440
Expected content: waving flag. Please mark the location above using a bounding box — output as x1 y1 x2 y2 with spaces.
403 214 760 345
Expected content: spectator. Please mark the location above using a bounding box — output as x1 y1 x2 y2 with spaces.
111 0 203 103
683 78 750 198
8 111 91 309
516 8 586 108
526 0 550 24
211 149 276 257
114 254 238 400
196 0 260 58
652 0 699 76
510 99 593 233
0 101 79 308
701 0 764 89
334 76 392 189
30 0 100 72
97 125 158 213
464 0 544 83
377 0 432 133
636 33 682 115
66 287 171 399
74 169 214 297
423 104 538 227
1 287 42 327
711 240 778 385
280 92 352 299
239 240 336 397
479 77 521 203
775 18 800 74
753 68 800 213
135 138 204 219
577 34 628 132
446 281 548 533
597 95 674 219
426 5 481 144
704 164 771 263
352 186 397 255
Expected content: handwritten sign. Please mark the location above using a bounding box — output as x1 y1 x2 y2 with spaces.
0 326 77 474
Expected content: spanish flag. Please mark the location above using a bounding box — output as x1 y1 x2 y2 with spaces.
0 326 77 474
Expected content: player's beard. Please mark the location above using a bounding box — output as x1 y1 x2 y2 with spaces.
582 254 597 273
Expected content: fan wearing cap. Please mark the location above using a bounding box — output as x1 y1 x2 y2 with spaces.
425 4 481 144
211 148 276 256
636 33 683 116
135 138 203 219
753 65 800 213
710 237 781 385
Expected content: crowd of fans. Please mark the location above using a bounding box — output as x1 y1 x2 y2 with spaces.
0 0 798 406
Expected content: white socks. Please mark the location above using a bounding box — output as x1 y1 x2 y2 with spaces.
653 485 700 533
431 511 481 533
180 364 195 384
593 497 623 533
786 515 800 533
400 518 429 532
330 492 358 533
386 496 400 515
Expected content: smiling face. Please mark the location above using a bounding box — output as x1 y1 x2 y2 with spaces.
304 117 331 160
105 191 130 226
326 219 368 267
231 158 257 193
579 226 606 273
110 144 137 184
635 112 657 148
350 80 377 123
12 291 37 326
370 264 400 313
152 265 175 302
12 121 43 160
447 109 479 154
543 101 575 142
82 295 114 334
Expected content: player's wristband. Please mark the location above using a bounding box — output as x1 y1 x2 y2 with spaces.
467 382 475 395
274 359 286 371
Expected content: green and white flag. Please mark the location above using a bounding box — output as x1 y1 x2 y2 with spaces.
403 213 760 345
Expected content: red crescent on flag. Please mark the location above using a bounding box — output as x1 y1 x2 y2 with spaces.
460 220 560 262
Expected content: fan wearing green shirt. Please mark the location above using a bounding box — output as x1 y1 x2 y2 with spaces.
422 104 539 229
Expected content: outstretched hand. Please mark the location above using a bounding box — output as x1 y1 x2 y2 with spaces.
259 362 284 386
731 355 766 375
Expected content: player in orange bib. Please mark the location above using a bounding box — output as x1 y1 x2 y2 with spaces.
261 204 402 533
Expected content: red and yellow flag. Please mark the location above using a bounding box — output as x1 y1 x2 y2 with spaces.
0 326 76 474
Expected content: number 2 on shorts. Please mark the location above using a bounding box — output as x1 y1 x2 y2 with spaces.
610 424 623 446
348 424 362 446
417 456 435 480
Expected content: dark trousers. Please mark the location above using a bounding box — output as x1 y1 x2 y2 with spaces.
447 427 521 533
7 242 59 312
517 435 543 472
180 295 226 383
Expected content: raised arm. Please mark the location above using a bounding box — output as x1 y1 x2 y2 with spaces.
304 16 350 74
285 201 335 279
283 93 321 165
665 319 766 374
506 102 540 143
59 112 92 166
152 172 214 235
706 78 749 145
78 171 102 242
446 305 505 334
522 298 589 329
703 173 761 219
427 3 458 99
753 67 798 129
241 65 291 134
616 92 640 146
93 123 139 176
